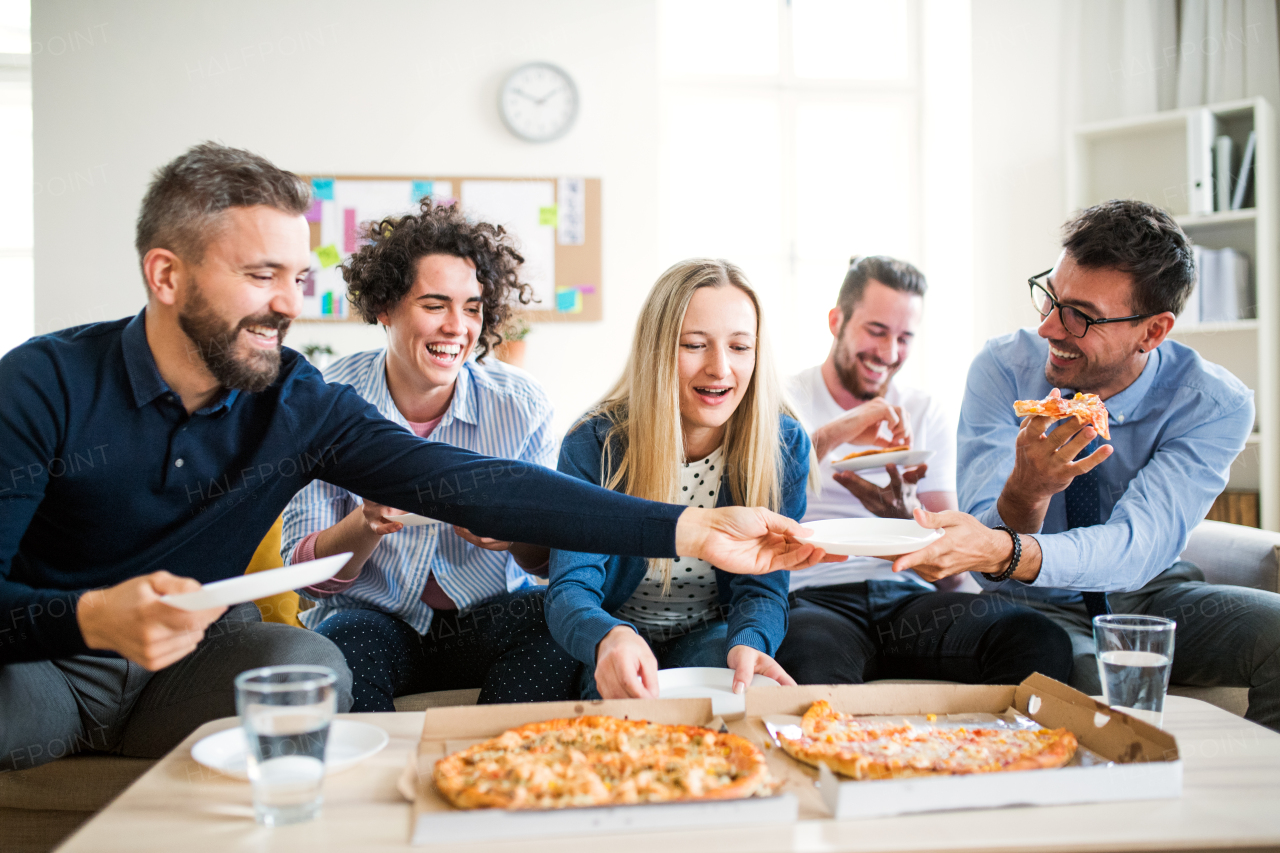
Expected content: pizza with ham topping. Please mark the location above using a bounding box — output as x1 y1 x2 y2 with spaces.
433 716 774 810
1013 390 1111 440
777 700 1078 780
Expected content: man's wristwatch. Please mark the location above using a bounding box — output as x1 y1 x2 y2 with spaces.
983 525 1021 582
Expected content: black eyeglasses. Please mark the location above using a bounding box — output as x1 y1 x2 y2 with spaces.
1028 269 1157 338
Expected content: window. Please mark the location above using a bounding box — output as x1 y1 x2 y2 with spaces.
658 0 972 399
0 0 32 357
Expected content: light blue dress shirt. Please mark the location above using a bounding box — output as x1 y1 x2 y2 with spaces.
958 329 1253 602
282 349 555 632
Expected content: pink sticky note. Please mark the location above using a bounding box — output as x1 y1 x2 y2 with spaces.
576 284 597 294
343 208 357 253
305 199 323 223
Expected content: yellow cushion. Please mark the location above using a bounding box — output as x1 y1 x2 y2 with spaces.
244 516 305 628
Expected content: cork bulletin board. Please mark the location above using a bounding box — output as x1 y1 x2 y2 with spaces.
297 175 602 323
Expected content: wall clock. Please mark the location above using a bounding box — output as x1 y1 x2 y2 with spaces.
499 62 579 143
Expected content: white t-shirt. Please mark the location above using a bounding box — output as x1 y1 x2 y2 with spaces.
786 365 957 591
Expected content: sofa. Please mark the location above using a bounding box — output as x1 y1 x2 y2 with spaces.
3 520 1276 853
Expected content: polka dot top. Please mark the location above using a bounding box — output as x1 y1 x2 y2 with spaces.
614 447 724 632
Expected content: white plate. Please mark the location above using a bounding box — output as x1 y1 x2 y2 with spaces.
830 448 935 473
160 553 352 611
191 720 389 780
798 518 943 557
386 512 443 527
657 667 779 716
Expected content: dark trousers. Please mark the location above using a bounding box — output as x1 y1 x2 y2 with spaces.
775 583 1074 685
991 562 1280 732
0 604 353 772
314 588 581 711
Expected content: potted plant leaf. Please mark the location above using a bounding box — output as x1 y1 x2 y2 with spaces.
300 343 335 371
495 316 530 368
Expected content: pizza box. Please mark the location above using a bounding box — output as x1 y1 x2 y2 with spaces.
740 672 1182 820
409 696 799 845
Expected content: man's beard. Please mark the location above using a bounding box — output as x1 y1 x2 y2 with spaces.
832 334 898 400
1042 340 1127 394
178 283 291 394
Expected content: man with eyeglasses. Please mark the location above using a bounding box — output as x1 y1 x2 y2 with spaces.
885 199 1280 733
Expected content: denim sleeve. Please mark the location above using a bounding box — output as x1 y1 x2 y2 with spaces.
723 419 807 656
545 421 639 666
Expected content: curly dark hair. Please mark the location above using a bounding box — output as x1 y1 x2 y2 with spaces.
1062 199 1196 317
342 199 534 361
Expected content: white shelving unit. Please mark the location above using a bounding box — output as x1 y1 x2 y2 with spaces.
1069 97 1278 530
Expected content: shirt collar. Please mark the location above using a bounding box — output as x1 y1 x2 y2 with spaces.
445 361 478 427
368 351 478 428
120 308 239 415
1065 345 1162 427
122 309 171 408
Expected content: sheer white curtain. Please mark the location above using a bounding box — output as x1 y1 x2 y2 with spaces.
0 0 32 357
1070 0 1279 122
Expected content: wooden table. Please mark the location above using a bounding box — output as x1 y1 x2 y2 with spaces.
56 696 1280 853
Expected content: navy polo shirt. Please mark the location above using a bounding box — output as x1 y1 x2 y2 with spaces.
0 310 684 662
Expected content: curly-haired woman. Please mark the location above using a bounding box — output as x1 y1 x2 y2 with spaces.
281 200 580 711
546 259 817 699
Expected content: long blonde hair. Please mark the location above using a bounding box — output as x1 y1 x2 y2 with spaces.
579 258 816 590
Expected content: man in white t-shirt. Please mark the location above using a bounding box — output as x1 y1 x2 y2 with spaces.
775 256 1073 685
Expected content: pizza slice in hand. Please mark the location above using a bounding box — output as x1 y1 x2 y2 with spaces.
1013 390 1110 440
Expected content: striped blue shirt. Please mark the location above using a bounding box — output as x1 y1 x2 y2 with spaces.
282 349 555 633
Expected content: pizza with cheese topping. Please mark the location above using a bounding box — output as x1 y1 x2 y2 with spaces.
777 700 1078 780
433 715 774 810
1013 390 1110 440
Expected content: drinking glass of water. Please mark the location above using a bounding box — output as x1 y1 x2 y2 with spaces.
234 665 337 826
1093 615 1175 727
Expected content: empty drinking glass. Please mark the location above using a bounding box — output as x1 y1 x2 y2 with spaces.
1093 615 1176 727
235 665 337 826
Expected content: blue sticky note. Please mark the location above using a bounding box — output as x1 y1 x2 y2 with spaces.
555 288 583 313
411 180 434 202
311 178 335 200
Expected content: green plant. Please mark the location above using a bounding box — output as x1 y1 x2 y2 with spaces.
300 343 335 358
503 316 531 342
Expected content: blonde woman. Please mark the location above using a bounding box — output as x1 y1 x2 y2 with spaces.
545 259 816 699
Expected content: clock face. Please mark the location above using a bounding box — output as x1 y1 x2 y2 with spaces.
499 62 579 143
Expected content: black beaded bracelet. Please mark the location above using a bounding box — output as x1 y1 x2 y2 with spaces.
983 525 1021 582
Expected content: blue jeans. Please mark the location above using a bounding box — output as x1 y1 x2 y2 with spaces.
577 620 729 700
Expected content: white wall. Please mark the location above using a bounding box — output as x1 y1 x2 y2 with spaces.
971 0 1069 348
32 0 657 434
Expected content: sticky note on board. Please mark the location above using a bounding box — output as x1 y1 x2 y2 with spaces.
411 180 434 202
317 244 340 268
343 208 357 253
302 268 316 296
576 284 597 294
311 178 335 200
539 205 558 227
555 287 583 313
305 199 323 223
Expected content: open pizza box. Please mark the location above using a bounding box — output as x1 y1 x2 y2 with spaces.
408 696 799 845
741 672 1182 820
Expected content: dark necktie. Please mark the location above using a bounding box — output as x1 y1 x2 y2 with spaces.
1064 435 1111 619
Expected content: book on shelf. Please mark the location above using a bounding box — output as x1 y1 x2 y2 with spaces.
1187 108 1217 215
1192 245 1254 322
1214 135 1233 212
1231 130 1257 211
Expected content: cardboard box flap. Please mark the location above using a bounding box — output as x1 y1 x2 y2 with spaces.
745 682 1016 718
420 697 714 742
1014 672 1178 762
